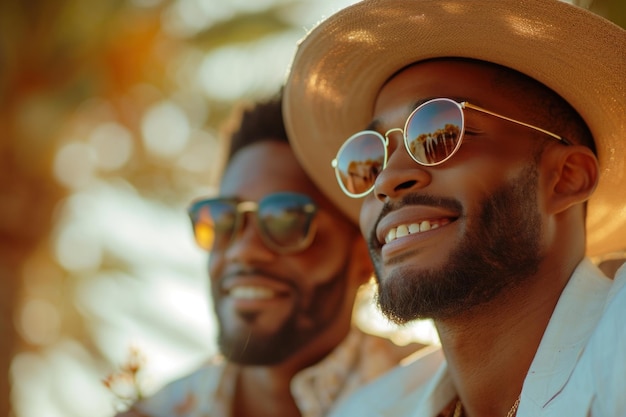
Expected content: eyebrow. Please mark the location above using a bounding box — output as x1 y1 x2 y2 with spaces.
364 96 468 131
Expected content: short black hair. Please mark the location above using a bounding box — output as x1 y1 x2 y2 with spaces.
225 90 287 162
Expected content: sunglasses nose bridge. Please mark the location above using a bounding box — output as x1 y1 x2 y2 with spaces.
236 201 258 212
371 134 433 202
231 201 259 239
383 127 406 158
222 202 278 259
384 127 404 142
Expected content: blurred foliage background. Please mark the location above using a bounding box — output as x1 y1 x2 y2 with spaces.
0 0 623 416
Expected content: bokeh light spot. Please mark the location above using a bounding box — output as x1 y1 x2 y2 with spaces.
89 122 134 171
176 129 221 173
53 142 96 189
54 221 103 272
18 299 62 346
197 32 298 101
141 101 190 158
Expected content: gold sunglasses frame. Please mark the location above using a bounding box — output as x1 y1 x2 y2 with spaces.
332 98 569 198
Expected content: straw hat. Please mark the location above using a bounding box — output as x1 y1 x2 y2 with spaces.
283 0 626 257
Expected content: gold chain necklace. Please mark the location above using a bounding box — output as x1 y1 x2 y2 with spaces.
452 395 521 417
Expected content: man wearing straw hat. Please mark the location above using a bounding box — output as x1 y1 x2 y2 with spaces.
283 0 626 416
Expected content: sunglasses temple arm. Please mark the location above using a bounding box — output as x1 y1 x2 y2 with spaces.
462 102 569 144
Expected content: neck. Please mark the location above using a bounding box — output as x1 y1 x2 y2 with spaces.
232 323 353 417
435 258 579 417
234 365 301 417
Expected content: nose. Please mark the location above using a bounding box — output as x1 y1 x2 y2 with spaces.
223 215 276 263
374 133 431 202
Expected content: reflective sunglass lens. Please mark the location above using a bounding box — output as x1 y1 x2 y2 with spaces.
405 99 463 165
193 219 215 251
190 201 237 250
258 193 316 250
335 132 386 196
188 193 317 253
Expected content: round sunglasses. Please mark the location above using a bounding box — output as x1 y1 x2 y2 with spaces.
187 192 318 254
331 98 570 198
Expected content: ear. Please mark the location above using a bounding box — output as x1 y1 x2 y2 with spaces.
546 145 598 214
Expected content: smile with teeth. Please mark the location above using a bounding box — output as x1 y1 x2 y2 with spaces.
385 219 450 244
229 286 277 300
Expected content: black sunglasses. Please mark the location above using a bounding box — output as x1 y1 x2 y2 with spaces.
187 192 318 254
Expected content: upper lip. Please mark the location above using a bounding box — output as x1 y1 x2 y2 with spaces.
375 205 460 245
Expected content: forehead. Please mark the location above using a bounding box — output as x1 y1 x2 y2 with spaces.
374 59 530 117
220 141 328 203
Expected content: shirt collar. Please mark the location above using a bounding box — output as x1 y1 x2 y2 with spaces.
522 258 612 408
290 328 364 417
291 327 423 417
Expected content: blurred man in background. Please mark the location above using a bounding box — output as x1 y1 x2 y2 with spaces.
114 93 424 417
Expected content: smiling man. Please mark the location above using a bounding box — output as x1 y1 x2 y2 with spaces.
283 0 626 416
114 94 423 417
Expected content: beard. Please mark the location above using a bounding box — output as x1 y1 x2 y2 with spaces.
216 312 302 365
372 163 544 324
213 263 349 366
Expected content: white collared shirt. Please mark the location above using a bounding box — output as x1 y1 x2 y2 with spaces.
329 259 626 417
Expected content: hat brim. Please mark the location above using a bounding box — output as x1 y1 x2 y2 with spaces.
284 0 626 257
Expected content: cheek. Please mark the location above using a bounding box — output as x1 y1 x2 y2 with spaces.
296 219 362 312
299 234 351 284
442 154 527 196
304 270 349 321
208 253 223 285
293 249 353 324
293 215 357 287
360 196 381 242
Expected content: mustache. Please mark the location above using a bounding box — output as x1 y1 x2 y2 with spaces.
218 266 296 289
368 193 464 248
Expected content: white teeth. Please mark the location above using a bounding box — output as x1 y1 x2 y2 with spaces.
229 286 274 300
384 220 442 244
396 225 409 238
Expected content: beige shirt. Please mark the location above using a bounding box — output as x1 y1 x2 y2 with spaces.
122 327 422 417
